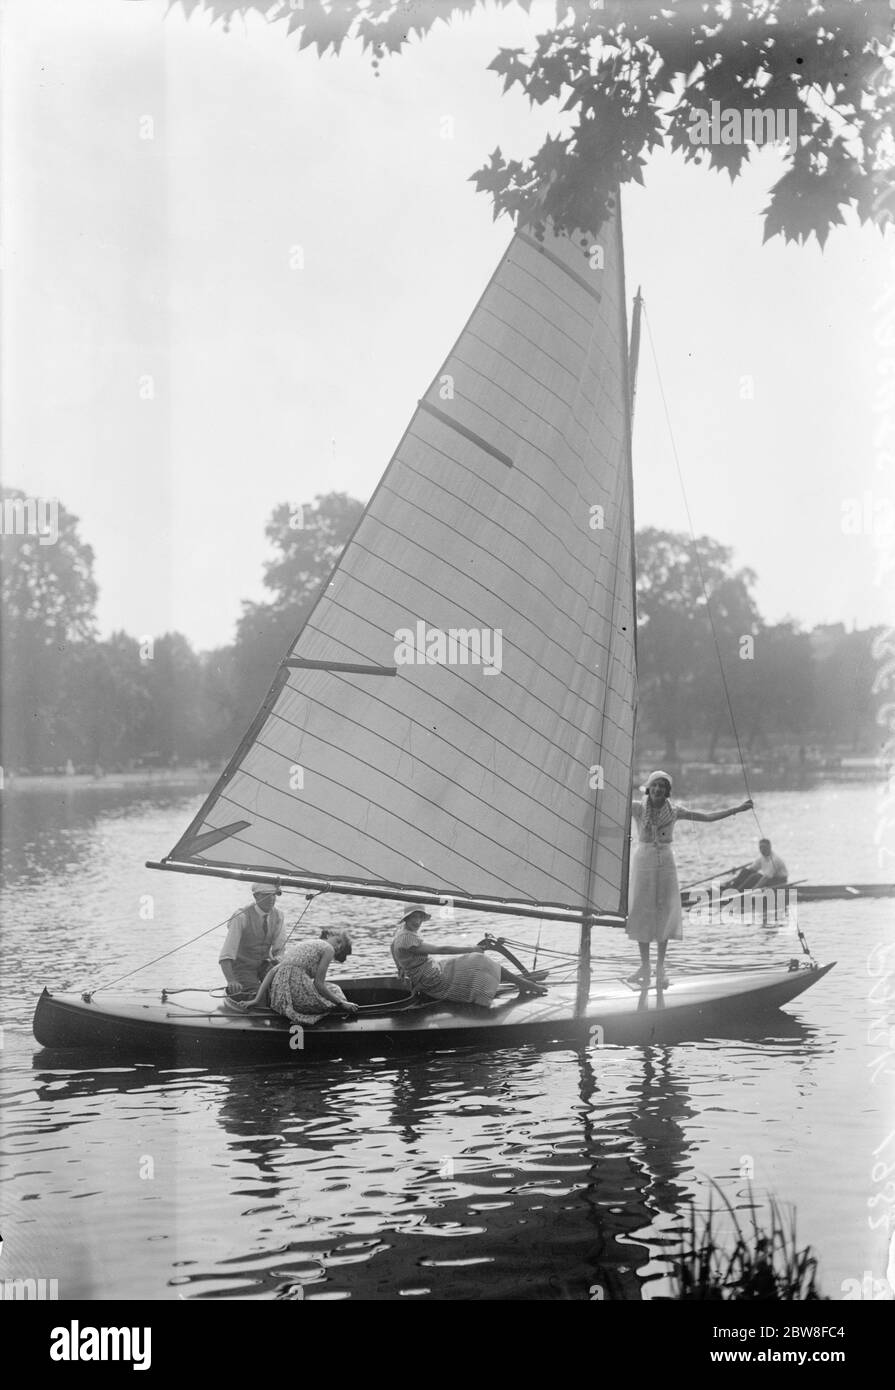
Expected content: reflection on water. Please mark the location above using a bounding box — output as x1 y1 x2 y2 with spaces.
12 1018 826 1300
1 784 891 1299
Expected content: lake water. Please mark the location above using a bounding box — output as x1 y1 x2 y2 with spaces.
1 783 893 1301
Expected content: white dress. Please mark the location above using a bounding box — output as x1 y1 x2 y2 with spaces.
626 801 684 944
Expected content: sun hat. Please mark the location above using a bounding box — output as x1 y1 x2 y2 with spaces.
398 907 431 923
643 770 673 793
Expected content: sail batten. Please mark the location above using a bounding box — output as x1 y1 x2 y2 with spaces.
268 626 629 812
281 658 397 676
260 667 614 849
216 742 621 902
418 399 514 468
516 230 604 301
284 611 628 822
323 555 629 747
160 206 637 919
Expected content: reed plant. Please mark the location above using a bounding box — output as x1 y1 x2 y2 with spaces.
672 1184 826 1300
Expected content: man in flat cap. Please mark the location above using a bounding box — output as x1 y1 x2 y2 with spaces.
219 883 286 998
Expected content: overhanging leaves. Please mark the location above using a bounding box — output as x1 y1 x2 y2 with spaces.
178 0 895 248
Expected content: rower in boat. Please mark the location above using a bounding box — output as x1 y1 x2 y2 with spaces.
219 883 286 999
244 930 359 1024
722 840 788 894
392 909 547 1003
627 772 753 988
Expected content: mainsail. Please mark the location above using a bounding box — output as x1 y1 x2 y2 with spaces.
158 205 637 922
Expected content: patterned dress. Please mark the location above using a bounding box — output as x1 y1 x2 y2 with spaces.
626 800 684 944
392 928 502 1006
268 940 350 1024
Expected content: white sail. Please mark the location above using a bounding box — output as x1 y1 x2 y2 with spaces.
165 206 637 918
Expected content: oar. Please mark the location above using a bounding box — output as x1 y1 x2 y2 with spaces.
681 864 746 892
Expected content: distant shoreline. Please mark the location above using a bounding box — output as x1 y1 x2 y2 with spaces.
1 762 885 798
1 767 214 794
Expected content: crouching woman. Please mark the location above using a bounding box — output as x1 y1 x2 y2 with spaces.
248 930 359 1024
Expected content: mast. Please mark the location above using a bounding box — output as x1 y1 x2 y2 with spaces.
574 235 640 1015
629 286 643 415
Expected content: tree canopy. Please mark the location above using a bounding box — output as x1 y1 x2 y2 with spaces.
229 492 365 726
0 490 98 771
0 492 880 773
181 0 895 247
636 526 760 758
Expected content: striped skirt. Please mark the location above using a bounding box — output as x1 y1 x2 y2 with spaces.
432 953 502 1006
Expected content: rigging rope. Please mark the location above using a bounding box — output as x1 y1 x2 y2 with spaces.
93 913 235 992
282 890 326 946
93 890 326 993
642 306 763 840
498 936 578 960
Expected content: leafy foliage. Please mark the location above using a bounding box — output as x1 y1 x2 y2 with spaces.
176 0 895 246
636 527 760 759
229 492 364 728
0 488 365 773
1 489 97 643
0 490 98 771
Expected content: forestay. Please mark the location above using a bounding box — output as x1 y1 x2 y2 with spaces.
164 207 637 919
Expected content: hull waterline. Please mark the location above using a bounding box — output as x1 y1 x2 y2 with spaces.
33 964 835 1062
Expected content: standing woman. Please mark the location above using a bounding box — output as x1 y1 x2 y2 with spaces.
627 771 752 988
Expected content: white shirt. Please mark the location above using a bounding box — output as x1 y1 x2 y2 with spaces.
749 851 787 880
219 902 286 966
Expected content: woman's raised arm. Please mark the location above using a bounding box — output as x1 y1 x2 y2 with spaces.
677 799 753 824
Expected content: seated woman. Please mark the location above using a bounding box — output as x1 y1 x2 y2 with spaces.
246 929 359 1024
392 908 546 1005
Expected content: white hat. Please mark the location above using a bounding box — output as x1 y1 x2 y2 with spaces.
644 770 673 793
399 906 431 923
251 882 278 897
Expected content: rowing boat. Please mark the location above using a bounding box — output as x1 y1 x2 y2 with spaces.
32 188 833 1062
681 882 895 909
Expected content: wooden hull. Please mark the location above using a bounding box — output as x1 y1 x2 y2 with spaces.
32 963 835 1062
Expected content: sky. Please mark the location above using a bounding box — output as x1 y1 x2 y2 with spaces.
1 0 892 651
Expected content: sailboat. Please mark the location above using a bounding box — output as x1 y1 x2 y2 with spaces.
33 195 833 1059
